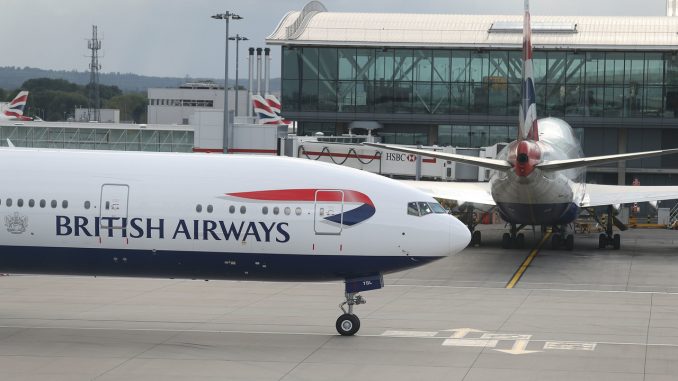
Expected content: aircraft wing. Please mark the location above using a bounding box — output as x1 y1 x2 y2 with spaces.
538 148 678 171
364 143 512 171
582 184 678 207
401 180 495 206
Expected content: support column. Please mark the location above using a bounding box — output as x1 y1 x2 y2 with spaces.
618 128 627 185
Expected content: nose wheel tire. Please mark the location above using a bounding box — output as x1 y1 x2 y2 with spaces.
501 233 511 249
336 314 360 336
515 233 525 249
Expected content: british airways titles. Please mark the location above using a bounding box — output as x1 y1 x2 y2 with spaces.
56 216 291 242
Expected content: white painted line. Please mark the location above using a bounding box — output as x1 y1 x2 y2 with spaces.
544 341 597 351
481 333 531 340
381 330 438 338
443 338 498 347
389 283 678 295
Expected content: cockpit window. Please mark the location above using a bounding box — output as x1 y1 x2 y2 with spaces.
418 202 433 216
429 202 447 214
407 202 419 216
409 201 448 216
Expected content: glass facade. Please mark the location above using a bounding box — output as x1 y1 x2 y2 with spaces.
0 126 194 152
283 47 678 118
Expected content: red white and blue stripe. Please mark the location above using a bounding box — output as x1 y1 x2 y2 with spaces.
3 91 29 119
226 189 376 226
252 94 291 125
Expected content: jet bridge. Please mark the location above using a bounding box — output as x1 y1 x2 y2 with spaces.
283 134 505 181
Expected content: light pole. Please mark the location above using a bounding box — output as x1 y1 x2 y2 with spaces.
211 11 242 154
228 34 248 117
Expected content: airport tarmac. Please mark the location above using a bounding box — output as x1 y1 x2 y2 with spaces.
1 226 678 380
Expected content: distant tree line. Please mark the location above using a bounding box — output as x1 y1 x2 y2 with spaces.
0 78 147 123
0 66 280 93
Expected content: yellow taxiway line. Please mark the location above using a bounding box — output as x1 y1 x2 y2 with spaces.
505 232 552 289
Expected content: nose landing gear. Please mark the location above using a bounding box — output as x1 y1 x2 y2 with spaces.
336 274 384 336
336 293 366 336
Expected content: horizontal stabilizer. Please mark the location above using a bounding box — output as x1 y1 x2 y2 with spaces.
363 143 512 172
538 148 678 171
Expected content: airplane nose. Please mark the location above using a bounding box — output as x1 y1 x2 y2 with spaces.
449 216 471 255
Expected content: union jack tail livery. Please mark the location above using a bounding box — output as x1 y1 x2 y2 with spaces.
252 94 291 125
519 0 538 141
2 91 32 121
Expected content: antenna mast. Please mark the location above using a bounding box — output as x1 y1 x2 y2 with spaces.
87 25 102 122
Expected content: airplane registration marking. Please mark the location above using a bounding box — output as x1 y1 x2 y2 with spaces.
506 232 551 289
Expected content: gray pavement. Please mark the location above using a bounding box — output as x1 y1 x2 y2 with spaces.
1 226 678 380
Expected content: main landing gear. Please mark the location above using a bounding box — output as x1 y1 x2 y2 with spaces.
550 225 575 251
336 274 384 336
597 205 622 250
501 223 526 249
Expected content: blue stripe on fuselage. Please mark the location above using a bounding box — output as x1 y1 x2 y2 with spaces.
496 201 579 226
0 246 441 282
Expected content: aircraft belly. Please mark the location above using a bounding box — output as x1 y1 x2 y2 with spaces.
0 245 442 282
491 174 578 225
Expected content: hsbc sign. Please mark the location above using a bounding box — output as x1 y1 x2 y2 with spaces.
385 153 417 162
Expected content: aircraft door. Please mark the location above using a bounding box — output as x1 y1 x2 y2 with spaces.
314 190 344 235
100 184 129 229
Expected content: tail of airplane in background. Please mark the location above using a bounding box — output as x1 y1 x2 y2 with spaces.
1 91 32 121
252 94 292 125
519 0 538 142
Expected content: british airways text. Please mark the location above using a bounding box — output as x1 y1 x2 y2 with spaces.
56 216 290 243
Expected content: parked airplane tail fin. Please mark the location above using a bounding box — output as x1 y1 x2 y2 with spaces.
3 91 29 118
519 0 539 142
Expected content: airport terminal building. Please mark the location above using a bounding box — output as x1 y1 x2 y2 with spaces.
267 1 678 185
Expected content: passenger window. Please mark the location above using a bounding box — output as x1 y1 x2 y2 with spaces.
284 207 291 216
6 198 12 207
273 207 280 215
407 202 419 216
240 205 246 214
51 200 57 208
84 201 90 209
418 202 433 216
62 200 68 209
196 204 202 213
17 199 24 207
40 199 46 208
207 205 213 213
295 207 302 216
105 201 110 210
262 206 269 215
229 205 235 214
28 199 35 208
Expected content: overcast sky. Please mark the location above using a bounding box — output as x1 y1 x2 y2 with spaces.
0 0 668 80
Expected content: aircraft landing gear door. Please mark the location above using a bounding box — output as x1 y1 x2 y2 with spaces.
314 190 344 235
100 184 129 229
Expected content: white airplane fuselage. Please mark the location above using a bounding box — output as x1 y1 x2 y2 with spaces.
0 148 469 281
491 117 586 226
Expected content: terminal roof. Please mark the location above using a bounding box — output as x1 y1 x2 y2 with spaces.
267 2 678 50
